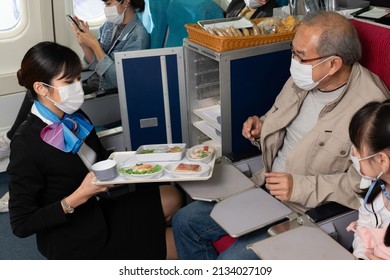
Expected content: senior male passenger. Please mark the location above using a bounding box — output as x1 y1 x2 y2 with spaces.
172 11 390 260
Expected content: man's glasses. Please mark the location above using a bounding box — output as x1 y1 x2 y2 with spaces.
290 43 334 64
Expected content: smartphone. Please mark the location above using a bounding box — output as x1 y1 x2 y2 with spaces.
66 14 84 32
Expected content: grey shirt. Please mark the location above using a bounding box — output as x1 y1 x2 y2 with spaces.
271 86 345 172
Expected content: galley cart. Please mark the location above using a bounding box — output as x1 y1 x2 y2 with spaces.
114 39 291 156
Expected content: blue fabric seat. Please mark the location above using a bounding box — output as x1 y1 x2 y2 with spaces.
165 0 224 47
138 0 171 48
275 0 289 6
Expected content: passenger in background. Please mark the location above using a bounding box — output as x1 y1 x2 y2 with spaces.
73 0 149 94
7 41 172 260
226 0 278 19
172 11 390 260
347 100 390 260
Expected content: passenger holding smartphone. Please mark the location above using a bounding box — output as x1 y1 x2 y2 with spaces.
70 0 150 94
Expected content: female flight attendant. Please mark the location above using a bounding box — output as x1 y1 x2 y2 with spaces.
7 41 168 259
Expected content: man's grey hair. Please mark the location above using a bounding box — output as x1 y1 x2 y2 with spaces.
302 11 362 65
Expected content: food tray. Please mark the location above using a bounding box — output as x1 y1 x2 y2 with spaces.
135 143 186 162
93 151 216 185
185 18 297 52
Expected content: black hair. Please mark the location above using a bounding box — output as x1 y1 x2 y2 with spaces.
16 41 82 98
102 0 145 12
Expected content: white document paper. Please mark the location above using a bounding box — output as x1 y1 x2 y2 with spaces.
203 18 254 29
358 7 389 19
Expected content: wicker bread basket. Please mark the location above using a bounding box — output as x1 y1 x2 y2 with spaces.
185 18 298 52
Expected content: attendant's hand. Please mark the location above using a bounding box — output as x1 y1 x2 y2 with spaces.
62 172 111 212
78 171 111 196
242 115 263 142
264 172 293 201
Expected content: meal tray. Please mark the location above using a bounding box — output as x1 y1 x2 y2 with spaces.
93 151 216 185
185 18 297 52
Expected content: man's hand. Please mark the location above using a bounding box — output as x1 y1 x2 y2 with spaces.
264 172 293 201
242 115 263 142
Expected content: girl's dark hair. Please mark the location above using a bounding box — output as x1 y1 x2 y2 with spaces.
102 0 145 12
16 41 82 98
385 226 390 247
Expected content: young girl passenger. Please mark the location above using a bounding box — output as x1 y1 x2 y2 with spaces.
348 100 390 260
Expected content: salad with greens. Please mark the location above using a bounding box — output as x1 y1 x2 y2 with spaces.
118 163 163 175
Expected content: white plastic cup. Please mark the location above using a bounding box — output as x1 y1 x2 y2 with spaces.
91 159 117 181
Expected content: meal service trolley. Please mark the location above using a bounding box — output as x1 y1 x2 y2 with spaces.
115 39 291 156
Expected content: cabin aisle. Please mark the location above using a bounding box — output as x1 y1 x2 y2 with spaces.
0 172 45 260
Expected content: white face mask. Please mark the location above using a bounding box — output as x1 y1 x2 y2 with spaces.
43 81 85 114
290 57 331 91
350 146 382 181
244 0 263 8
104 1 126 25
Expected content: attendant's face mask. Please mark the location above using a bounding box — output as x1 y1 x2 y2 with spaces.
104 0 126 25
290 56 332 91
244 0 263 8
43 81 85 114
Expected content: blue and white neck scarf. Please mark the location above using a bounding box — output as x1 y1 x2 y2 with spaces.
34 100 93 154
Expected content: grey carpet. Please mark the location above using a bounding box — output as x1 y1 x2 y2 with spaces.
0 172 45 260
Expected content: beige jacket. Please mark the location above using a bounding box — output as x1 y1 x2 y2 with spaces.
257 63 390 213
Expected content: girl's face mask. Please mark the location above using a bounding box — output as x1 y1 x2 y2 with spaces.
43 81 85 114
350 146 381 181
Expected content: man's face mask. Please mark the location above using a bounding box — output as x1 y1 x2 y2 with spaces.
290 56 332 91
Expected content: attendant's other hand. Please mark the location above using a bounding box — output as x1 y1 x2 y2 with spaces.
264 172 293 201
242 115 263 142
